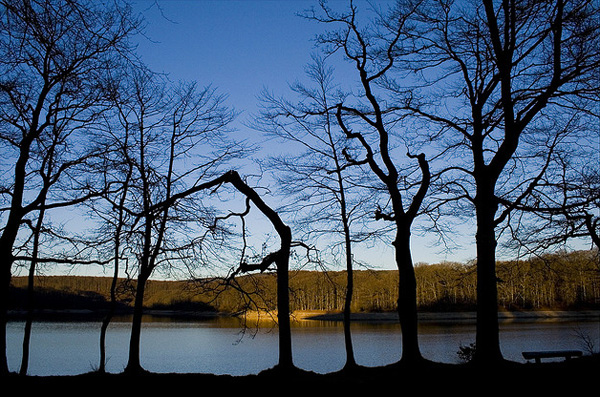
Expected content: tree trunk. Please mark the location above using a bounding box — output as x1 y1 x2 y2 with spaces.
276 242 293 370
0 259 11 375
224 171 295 371
473 189 503 363
19 207 45 375
342 229 357 370
99 263 119 373
395 226 422 363
0 219 22 375
125 271 149 374
19 270 35 376
338 172 356 369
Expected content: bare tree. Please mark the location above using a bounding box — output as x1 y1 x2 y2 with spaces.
0 0 139 374
255 56 379 370
391 0 599 363
221 172 294 371
18 196 47 377
151 169 295 371
306 1 431 364
506 134 600 255
86 70 137 374
18 108 75 375
109 70 237 374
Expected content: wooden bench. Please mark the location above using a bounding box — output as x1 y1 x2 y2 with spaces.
522 350 583 363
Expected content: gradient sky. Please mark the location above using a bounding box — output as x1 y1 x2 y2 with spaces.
134 1 323 122
130 0 472 269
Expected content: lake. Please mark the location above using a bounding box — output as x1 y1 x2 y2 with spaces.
7 312 600 376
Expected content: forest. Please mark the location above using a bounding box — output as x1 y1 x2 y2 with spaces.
9 250 600 315
1 0 599 377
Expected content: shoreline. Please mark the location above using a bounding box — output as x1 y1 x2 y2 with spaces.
5 310 600 391
4 356 600 393
246 309 600 323
8 308 600 324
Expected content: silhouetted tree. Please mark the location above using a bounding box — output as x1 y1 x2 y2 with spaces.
88 68 137 373
18 198 46 376
256 56 378 370
0 0 139 375
19 112 63 375
154 170 295 371
222 171 294 371
392 0 599 363
307 1 431 364
507 148 600 255
116 71 236 374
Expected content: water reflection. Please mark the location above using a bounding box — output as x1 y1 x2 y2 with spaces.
7 313 600 376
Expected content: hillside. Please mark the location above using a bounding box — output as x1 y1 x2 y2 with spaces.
9 250 600 315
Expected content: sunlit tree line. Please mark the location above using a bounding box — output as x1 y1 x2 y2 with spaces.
218 252 600 312
13 250 599 313
1 0 598 376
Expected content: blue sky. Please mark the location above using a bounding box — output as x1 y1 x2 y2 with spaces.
130 0 472 269
134 1 323 122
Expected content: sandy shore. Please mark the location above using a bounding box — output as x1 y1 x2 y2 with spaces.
9 308 600 324
240 309 600 323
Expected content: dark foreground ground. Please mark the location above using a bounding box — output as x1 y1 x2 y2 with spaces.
3 355 599 395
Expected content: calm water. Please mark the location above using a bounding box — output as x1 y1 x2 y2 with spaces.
7 314 600 376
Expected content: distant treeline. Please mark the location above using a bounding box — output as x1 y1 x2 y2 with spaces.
9 250 600 315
